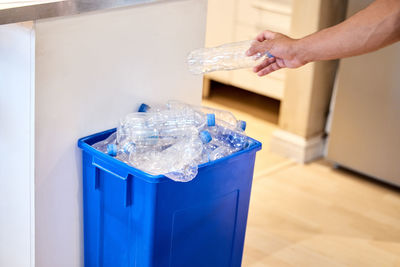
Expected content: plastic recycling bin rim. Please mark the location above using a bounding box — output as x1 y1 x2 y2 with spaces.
78 128 262 184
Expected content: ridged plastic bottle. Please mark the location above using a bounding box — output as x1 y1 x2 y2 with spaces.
128 130 211 182
92 132 117 154
167 100 244 131
187 40 273 74
199 130 240 163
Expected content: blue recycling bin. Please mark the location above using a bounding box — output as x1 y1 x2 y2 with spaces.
78 128 261 267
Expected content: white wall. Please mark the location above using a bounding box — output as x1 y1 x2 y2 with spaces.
34 0 206 266
0 22 35 267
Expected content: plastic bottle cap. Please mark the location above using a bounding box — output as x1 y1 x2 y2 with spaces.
107 144 117 157
138 103 150 112
123 142 136 153
238 120 247 131
199 130 212 144
207 113 215 126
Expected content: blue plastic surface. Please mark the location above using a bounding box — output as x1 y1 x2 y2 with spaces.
207 113 216 126
138 103 150 112
107 144 117 157
78 128 261 267
266 51 274 58
238 120 247 131
199 130 212 144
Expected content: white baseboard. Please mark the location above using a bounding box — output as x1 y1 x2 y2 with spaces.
270 130 325 163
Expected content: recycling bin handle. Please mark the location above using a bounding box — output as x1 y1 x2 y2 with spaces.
92 157 132 207
92 157 129 180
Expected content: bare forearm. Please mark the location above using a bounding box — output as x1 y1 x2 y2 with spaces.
297 0 400 63
247 0 400 76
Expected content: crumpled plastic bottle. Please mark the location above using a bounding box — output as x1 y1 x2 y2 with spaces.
129 131 210 182
187 40 274 74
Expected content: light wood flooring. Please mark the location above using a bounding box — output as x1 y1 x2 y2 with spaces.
202 83 400 267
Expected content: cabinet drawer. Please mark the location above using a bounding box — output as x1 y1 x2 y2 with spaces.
237 0 292 35
252 0 292 16
231 68 284 100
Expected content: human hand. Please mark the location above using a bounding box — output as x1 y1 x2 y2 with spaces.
246 30 307 76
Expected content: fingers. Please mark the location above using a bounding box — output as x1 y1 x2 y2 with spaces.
253 57 276 73
256 61 282 76
246 41 272 56
248 30 276 56
255 30 276 42
255 32 266 42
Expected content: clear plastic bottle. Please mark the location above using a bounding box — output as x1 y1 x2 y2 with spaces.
209 122 249 150
110 141 140 163
199 130 238 163
137 102 168 113
137 101 215 130
92 133 138 162
117 113 161 148
187 40 274 74
200 106 246 131
128 130 211 182
166 100 215 127
92 132 117 154
209 146 233 161
118 106 215 151
146 106 215 131
167 100 244 131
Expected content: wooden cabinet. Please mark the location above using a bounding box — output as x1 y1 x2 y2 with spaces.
204 0 348 163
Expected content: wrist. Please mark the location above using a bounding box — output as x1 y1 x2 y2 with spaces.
293 37 313 65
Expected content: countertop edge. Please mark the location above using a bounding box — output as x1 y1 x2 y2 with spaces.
0 0 173 26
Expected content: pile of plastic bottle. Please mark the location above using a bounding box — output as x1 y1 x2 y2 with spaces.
92 100 252 182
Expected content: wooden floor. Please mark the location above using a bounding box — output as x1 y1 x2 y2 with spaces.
202 83 400 267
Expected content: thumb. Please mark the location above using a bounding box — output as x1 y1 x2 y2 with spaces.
256 30 276 42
